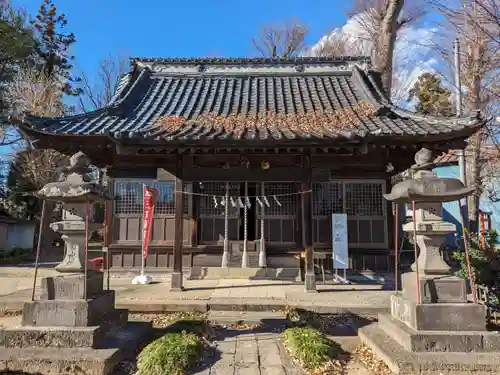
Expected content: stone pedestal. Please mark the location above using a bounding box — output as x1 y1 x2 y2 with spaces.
20 273 127 338
0 273 151 375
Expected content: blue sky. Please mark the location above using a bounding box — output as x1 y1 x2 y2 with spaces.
16 0 350 77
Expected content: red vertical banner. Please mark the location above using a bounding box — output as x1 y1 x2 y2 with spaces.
142 185 158 259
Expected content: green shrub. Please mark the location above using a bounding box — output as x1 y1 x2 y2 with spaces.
452 230 500 289
282 326 342 372
136 331 202 375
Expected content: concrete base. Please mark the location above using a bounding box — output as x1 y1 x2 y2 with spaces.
22 290 119 327
40 272 104 300
0 322 152 375
3 310 128 349
390 294 486 331
188 266 301 281
304 272 317 293
359 323 500 375
378 313 500 353
170 272 184 292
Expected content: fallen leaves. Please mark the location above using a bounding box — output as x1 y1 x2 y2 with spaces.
355 344 393 375
154 100 378 136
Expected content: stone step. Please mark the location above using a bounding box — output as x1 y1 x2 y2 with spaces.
188 266 301 281
228 255 260 268
0 322 152 375
208 310 289 327
359 323 500 375
2 309 129 349
378 313 500 353
1 325 105 349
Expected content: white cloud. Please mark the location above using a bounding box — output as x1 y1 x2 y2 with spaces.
311 13 440 107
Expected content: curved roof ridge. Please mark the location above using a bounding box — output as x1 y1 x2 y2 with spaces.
24 108 107 127
350 66 385 110
106 70 134 106
21 64 151 127
105 65 151 113
389 106 482 125
364 71 392 105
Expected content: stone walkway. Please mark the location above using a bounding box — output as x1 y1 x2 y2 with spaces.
0 267 379 375
0 267 392 314
194 330 372 375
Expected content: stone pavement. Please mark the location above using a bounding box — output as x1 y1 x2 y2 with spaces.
194 330 372 375
0 267 392 314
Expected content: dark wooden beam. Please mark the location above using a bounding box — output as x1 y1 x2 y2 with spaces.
170 154 184 292
191 182 199 247
182 167 308 182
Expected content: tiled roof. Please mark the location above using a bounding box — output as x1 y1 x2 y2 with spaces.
20 57 483 145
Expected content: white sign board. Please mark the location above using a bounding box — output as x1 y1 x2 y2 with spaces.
332 214 349 269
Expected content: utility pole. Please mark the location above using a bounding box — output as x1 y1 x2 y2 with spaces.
454 37 469 229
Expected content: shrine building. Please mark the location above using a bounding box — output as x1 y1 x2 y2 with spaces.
18 57 482 289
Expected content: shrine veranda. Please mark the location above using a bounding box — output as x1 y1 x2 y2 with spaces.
18 57 483 283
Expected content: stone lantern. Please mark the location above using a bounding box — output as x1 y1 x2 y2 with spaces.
0 152 150 375
36 151 110 273
359 148 500 374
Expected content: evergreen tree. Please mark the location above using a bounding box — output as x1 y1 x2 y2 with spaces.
407 73 454 117
0 5 35 116
31 0 80 96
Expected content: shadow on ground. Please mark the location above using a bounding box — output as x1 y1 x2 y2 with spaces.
111 310 377 375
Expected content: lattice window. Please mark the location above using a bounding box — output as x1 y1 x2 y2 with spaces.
151 181 175 215
345 182 384 216
312 182 343 216
114 180 190 216
263 183 296 216
199 182 239 216
114 181 144 215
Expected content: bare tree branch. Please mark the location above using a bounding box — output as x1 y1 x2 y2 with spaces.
425 0 500 230
313 30 370 57
252 19 308 58
77 52 128 113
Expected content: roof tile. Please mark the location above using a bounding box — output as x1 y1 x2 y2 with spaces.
22 57 482 144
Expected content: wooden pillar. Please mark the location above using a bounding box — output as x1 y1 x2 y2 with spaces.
103 199 113 270
302 155 316 292
170 154 184 291
191 182 199 247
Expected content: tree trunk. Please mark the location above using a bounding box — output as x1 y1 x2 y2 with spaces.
372 0 404 96
466 132 482 233
465 41 484 234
